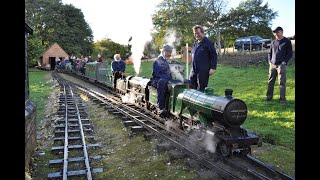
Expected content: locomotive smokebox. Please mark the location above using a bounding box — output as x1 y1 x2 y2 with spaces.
225 89 233 97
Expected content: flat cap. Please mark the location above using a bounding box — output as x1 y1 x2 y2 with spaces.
163 44 173 51
272 26 283 33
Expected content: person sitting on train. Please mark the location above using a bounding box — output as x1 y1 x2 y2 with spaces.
55 58 61 71
80 58 87 75
97 54 103 62
111 54 126 90
64 57 71 71
151 44 174 116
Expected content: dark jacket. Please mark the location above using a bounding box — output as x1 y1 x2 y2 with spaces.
111 60 126 72
190 36 217 76
152 55 171 81
268 37 293 65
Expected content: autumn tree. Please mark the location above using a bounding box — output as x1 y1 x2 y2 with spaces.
25 0 93 66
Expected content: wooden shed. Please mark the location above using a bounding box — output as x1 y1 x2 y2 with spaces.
38 43 69 70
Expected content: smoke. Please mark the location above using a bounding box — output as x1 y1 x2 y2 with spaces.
203 130 218 153
164 29 181 57
185 129 218 154
164 120 179 131
165 29 181 48
121 92 136 104
131 35 151 75
170 65 184 83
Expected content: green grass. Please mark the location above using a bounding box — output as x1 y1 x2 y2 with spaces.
28 68 54 127
87 100 198 179
126 60 295 176
252 144 295 176
125 61 295 150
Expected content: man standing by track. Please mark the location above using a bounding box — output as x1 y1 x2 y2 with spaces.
265 26 293 103
190 25 218 91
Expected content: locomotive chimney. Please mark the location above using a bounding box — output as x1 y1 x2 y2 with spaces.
225 89 233 97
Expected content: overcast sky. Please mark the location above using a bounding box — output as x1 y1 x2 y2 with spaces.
61 0 295 44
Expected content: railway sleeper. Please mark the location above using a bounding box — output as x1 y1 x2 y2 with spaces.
54 129 93 134
48 168 103 179
49 155 102 165
51 143 100 152
54 135 95 141
54 123 92 128
56 118 90 123
130 125 149 132
123 120 146 127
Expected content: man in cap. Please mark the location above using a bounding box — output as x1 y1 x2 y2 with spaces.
190 25 217 91
265 26 293 103
151 44 173 116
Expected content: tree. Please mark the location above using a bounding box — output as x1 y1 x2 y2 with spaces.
220 0 278 47
25 0 93 65
151 0 228 52
27 30 46 67
93 39 128 64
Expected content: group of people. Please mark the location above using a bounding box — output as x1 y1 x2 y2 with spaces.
152 25 293 115
57 24 292 114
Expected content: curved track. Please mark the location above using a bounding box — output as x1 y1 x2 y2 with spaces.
54 71 295 180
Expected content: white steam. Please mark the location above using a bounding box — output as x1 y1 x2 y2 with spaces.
170 66 184 83
121 92 136 104
165 29 181 48
186 129 218 154
131 35 151 75
164 29 181 57
203 130 218 153
164 120 179 131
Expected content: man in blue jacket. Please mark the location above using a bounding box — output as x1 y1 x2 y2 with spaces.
151 45 173 115
111 54 126 90
265 26 293 103
190 25 217 91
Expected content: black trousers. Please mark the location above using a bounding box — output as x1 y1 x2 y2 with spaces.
190 73 209 91
266 63 287 100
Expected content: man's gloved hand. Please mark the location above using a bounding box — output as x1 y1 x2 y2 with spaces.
281 62 287 65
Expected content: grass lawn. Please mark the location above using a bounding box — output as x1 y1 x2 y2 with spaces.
126 60 295 176
125 60 295 150
28 68 55 127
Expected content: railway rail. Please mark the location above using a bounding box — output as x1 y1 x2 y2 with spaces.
53 71 295 180
48 73 103 179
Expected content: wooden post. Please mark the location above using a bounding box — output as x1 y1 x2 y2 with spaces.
186 43 189 79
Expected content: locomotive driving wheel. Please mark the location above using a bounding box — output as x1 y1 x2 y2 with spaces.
218 142 232 157
181 118 192 134
241 145 252 156
193 123 206 141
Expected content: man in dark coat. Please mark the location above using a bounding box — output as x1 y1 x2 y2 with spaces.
265 26 293 103
111 54 126 90
151 45 173 115
190 25 217 91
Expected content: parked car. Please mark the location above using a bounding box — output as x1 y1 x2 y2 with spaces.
234 35 271 51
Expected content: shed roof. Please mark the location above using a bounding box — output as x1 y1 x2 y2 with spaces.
25 23 33 35
40 42 69 57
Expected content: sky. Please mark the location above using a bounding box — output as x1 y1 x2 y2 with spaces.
61 0 295 44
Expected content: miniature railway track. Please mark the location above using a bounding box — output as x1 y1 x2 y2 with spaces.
54 72 295 180
48 73 103 179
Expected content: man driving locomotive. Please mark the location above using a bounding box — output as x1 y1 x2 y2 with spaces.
151 44 176 116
